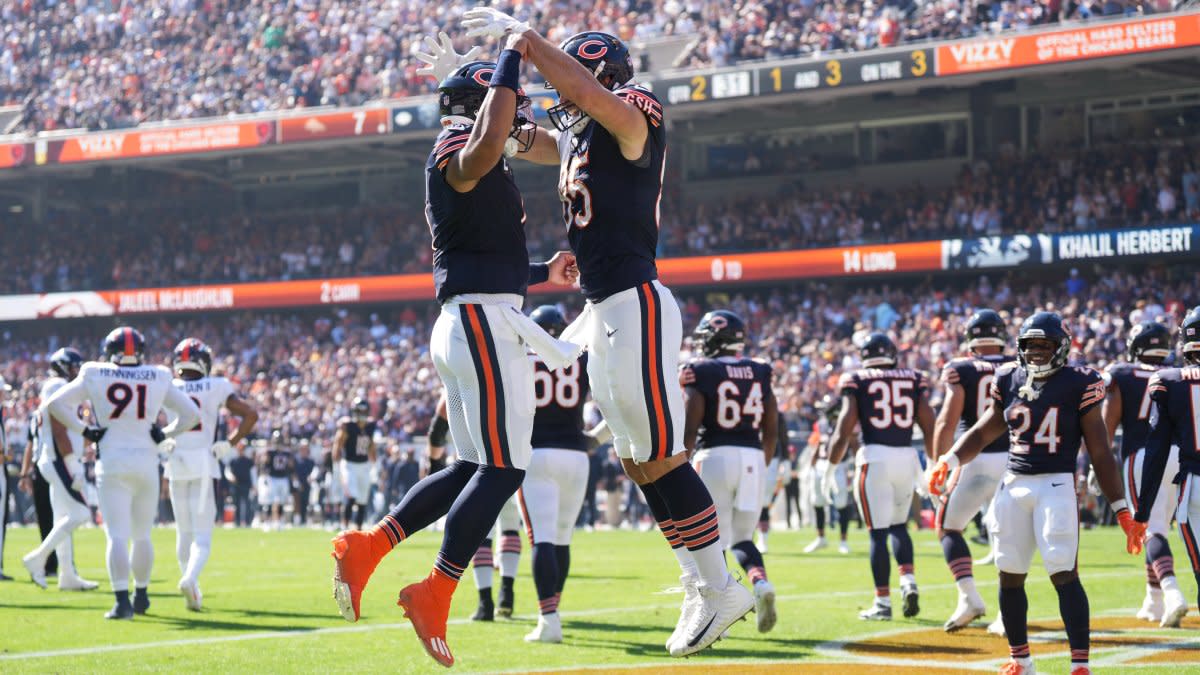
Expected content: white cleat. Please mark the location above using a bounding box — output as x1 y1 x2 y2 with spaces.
524 612 563 643
803 537 828 553
21 554 47 590
838 541 850 555
944 596 986 632
1137 592 1164 623
859 600 892 621
1161 588 1188 628
179 578 203 611
753 580 777 633
987 614 1007 637
670 575 754 657
666 575 701 653
58 575 99 592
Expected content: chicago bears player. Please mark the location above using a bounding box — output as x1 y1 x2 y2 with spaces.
329 39 579 668
168 338 258 610
261 431 294 530
828 333 934 621
681 310 779 634
20 348 100 592
807 395 855 555
1133 307 1200 623
460 11 753 656
931 309 1014 632
468 497 523 621
929 312 1139 675
1103 321 1187 626
43 327 200 619
333 398 377 530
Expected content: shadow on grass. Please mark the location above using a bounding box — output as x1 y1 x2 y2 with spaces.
562 618 820 659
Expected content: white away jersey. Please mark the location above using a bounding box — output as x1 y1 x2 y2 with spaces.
172 376 234 453
35 376 84 463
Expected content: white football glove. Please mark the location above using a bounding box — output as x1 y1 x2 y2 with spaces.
461 7 530 40
157 437 177 456
62 453 85 493
1086 465 1102 496
212 440 233 461
415 31 481 82
821 463 837 504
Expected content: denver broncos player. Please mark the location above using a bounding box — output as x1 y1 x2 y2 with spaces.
929 312 1139 675
328 38 579 668
681 310 779 634
828 333 934 621
460 10 752 656
1104 321 1187 627
332 398 377 531
932 309 1014 632
1133 306 1200 624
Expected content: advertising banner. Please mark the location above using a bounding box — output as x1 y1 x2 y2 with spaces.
278 108 390 144
37 120 275 165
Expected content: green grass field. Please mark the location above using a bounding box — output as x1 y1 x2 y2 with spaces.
1 523 1197 674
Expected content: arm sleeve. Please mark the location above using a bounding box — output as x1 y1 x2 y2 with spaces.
527 262 549 286
1136 377 1172 521
44 379 88 434
161 386 201 438
428 414 449 447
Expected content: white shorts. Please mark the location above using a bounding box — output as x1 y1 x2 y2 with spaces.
1175 473 1200 574
569 281 685 464
170 477 216 535
693 445 765 547
96 460 159 542
340 460 372 504
259 476 291 506
432 295 535 470
1125 446 1180 538
812 458 851 509
166 447 218 482
517 448 589 546
494 494 523 537
324 470 345 505
854 446 920 530
38 454 92 526
937 452 1007 532
991 472 1079 576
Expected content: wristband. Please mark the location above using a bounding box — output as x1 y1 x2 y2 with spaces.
490 49 522 92
1110 499 1128 512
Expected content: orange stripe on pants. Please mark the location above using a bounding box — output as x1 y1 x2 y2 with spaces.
858 464 873 530
464 305 505 468
640 284 669 461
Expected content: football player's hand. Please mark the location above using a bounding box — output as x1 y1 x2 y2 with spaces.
414 31 481 82
926 455 957 497
82 426 106 443
462 7 531 40
212 440 233 460
504 32 530 56
1117 508 1146 555
822 464 837 504
1086 466 1102 496
547 251 578 286
150 424 167 444
18 474 33 494
157 437 177 456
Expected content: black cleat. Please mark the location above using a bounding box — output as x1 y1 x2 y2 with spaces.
0 573 12 581
133 588 151 615
497 585 514 619
105 602 135 620
471 597 494 622
901 586 920 618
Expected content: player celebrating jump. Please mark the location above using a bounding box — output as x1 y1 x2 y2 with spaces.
929 311 1141 675
328 38 579 668
680 310 779 633
459 9 754 655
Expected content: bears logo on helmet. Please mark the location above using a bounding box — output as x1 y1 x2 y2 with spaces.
438 61 535 154
547 31 633 133
693 310 746 358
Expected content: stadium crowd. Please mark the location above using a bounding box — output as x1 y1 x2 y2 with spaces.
1 262 1193 527
2 138 1197 295
0 0 1178 131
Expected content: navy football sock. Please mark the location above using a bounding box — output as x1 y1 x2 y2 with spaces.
889 524 914 581
999 585 1030 651
815 506 826 536
435 465 526 582
343 500 355 525
941 531 973 580
378 460 476 547
655 463 727 587
838 506 853 538
532 542 559 613
1146 534 1175 584
555 545 571 595
731 540 767 583
114 589 131 608
869 529 891 596
638 481 684 552
1055 578 1090 665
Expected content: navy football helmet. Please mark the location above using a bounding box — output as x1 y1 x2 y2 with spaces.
438 61 534 153
1017 312 1071 378
49 347 84 379
103 327 145 366
352 397 370 421
1180 307 1200 365
693 310 746 357
547 31 634 133
173 338 213 377
1126 321 1171 363
964 309 1008 352
530 305 568 338
860 333 897 369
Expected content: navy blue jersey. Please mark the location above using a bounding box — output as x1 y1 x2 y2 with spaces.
531 354 590 452
1148 368 1200 475
990 364 1106 475
942 354 1013 454
426 124 530 302
683 357 774 450
1105 361 1162 459
267 448 293 479
840 368 928 447
557 84 665 302
339 419 376 463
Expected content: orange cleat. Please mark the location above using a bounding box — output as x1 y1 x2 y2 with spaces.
1070 668 1091 675
999 662 1035 675
398 574 456 668
331 530 388 622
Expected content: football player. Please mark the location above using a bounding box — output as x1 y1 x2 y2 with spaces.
329 38 579 668
459 11 753 655
332 398 377 531
20 348 99 591
424 394 451 479
807 395 855 555
43 327 200 619
828 333 934 621
1103 321 1187 626
468 498 523 621
168 338 258 610
260 430 295 531
929 312 1139 675
681 310 779 634
931 309 1014 631
1132 306 1200 624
